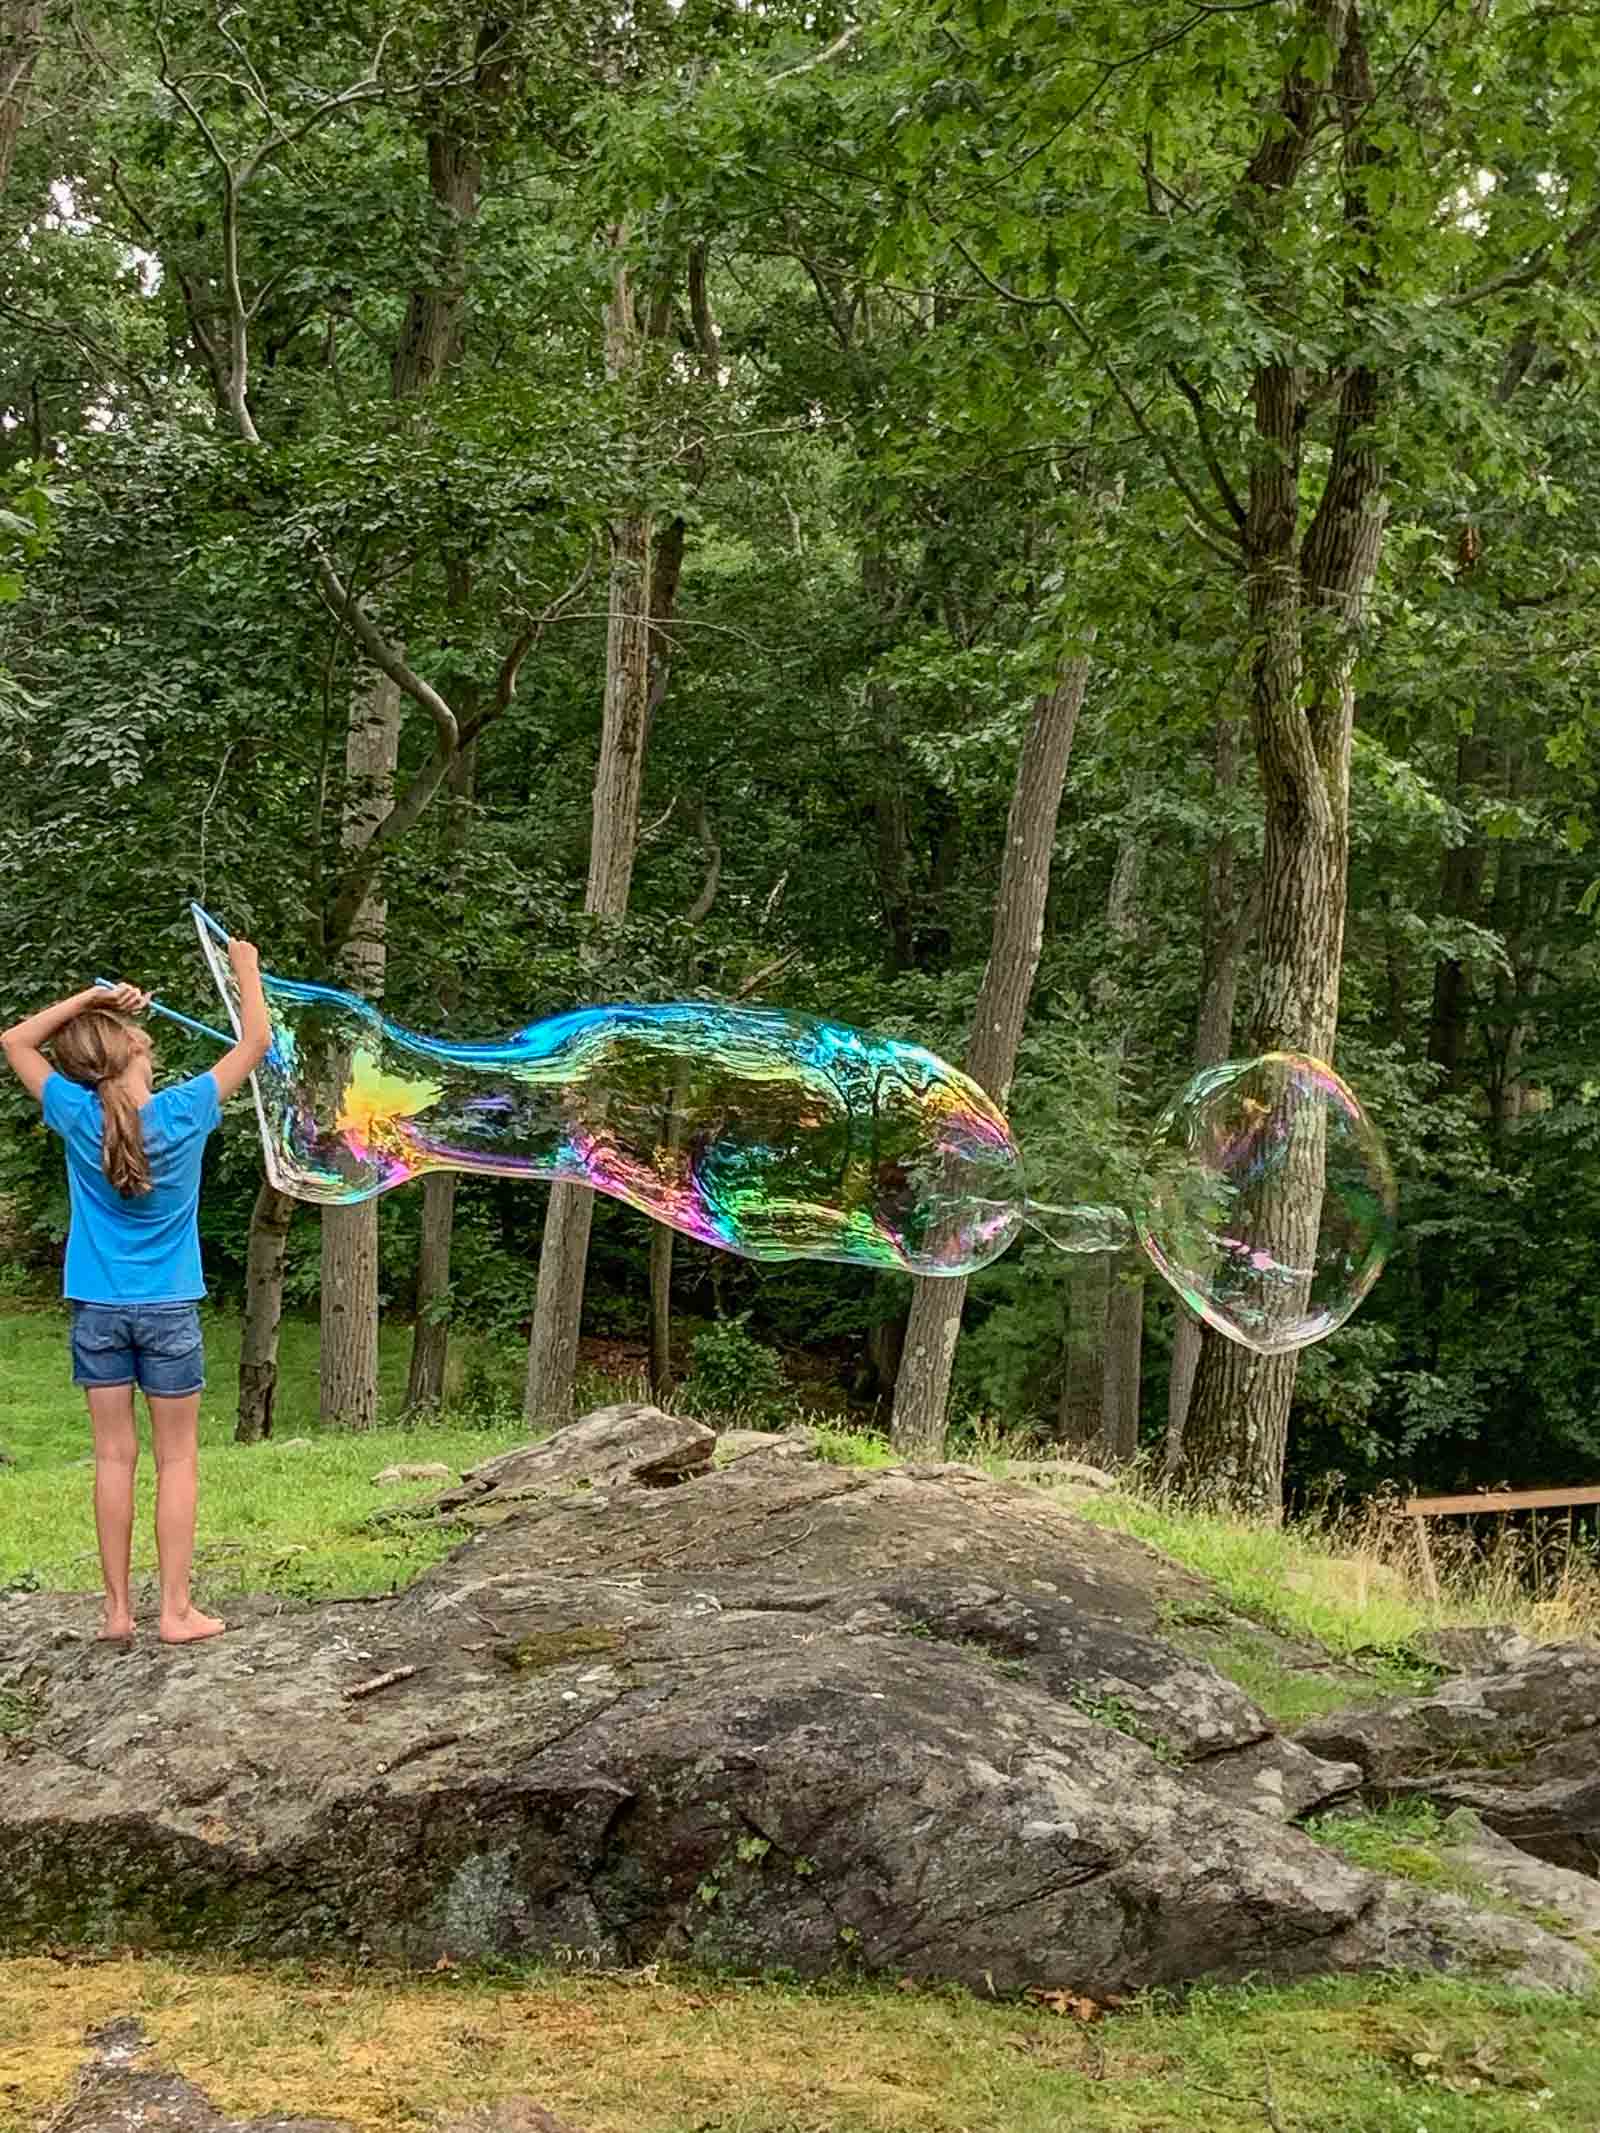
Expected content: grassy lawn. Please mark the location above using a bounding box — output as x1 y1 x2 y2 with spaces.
1 1957 1597 2133
0 1303 535 1604
1073 1481 1600 1659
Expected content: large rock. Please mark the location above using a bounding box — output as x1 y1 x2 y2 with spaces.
0 1417 1589 1997
1295 1642 1600 1876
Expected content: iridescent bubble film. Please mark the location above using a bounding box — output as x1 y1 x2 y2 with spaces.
192 909 1395 1345
1133 1051 1397 1355
194 909 1026 1278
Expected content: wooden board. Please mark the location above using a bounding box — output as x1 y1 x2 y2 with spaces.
1402 1485 1600 1517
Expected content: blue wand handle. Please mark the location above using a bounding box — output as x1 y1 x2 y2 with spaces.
94 979 232 1049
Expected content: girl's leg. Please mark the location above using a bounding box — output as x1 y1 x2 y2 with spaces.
147 1393 226 1644
85 1384 139 1639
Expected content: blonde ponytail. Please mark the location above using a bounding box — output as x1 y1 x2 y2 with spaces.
98 1078 153 1197
49 1010 154 1198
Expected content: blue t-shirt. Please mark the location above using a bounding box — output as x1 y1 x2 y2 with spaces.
41 1071 222 1304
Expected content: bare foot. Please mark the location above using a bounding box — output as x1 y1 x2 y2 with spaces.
159 1607 227 1646
98 1615 136 1642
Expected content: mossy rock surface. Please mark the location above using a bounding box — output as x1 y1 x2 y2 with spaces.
1 1410 1591 1998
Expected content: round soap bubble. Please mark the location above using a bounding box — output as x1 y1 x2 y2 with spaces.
1133 1052 1396 1354
186 906 1395 1348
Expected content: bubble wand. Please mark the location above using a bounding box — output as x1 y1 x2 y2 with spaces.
93 977 232 1048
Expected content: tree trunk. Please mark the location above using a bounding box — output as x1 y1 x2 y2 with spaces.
1101 1265 1143 1465
406 1175 460 1411
320 671 400 1429
1095 836 1144 1464
0 0 47 204
319 52 496 1429
234 1180 294 1443
524 239 657 1427
890 651 1093 1456
405 739 477 1412
647 1221 674 1404
1178 3 1386 1519
1056 1254 1110 1451
1165 714 1250 1474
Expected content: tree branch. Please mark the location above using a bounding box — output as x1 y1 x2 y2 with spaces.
311 548 457 751
949 236 1243 552
1168 363 1247 528
735 948 800 999
768 23 862 83
684 792 721 926
469 549 599 739
324 745 455 948
1449 201 1600 310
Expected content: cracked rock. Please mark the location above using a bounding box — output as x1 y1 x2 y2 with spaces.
0 1411 1589 1997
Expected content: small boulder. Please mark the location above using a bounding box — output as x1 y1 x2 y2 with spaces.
1295 1640 1600 1875
52 2017 354 2133
714 1428 814 1465
372 1463 454 1486
1440 1809 1600 1938
1002 1459 1116 1491
403 1404 716 1524
1412 1625 1535 1674
440 2105 589 2133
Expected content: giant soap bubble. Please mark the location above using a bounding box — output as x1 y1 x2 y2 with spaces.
180 906 1394 1351
1135 1052 1396 1353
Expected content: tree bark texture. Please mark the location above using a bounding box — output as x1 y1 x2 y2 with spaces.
1056 1254 1110 1451
405 739 478 1411
1165 715 1249 1473
234 1180 294 1443
1100 1267 1143 1465
1095 836 1144 1464
890 651 1093 1457
406 1176 460 1411
524 240 658 1426
320 671 401 1429
1179 0 1387 1518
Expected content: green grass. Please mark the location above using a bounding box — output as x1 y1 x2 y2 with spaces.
809 1420 898 1468
1 1956 1597 2133
0 1304 536 1603
1071 1489 1436 1652
1157 1617 1414 1726
1307 1799 1485 1894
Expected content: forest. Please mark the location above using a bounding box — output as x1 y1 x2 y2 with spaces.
3 0 1599 1520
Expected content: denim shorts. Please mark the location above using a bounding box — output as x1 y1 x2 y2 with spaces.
69 1302 206 1397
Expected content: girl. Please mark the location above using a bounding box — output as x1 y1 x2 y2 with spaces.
1 938 271 1644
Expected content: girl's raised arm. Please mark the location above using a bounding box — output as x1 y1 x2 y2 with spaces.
1 984 149 1101
210 940 272 1104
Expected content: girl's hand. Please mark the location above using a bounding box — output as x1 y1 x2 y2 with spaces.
100 983 152 1016
227 937 261 976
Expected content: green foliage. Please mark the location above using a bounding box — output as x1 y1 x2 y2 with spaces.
4 0 1600 1514
680 1312 791 1427
809 1422 897 1469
